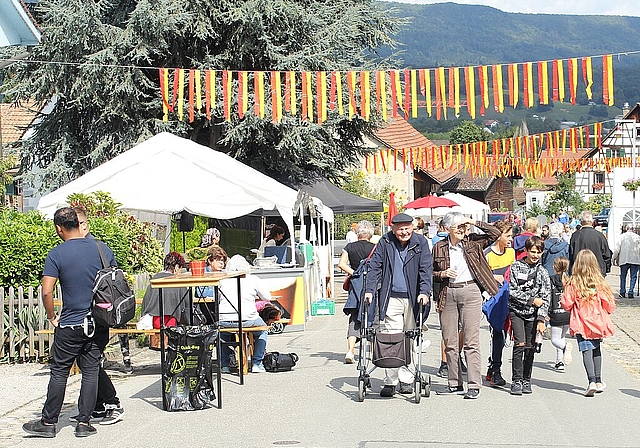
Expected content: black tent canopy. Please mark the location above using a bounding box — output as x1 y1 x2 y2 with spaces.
297 178 383 214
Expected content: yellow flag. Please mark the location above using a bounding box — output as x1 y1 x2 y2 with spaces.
541 61 549 104
394 70 403 112
240 71 248 117
162 68 169 121
257 71 265 118
525 63 534 107
306 71 313 121
512 64 519 109
585 57 593 100
363 71 371 121
438 67 447 119
481 65 489 109
424 69 432 117
453 67 461 116
411 69 418 118
606 54 614 106
275 71 282 123
195 69 202 110
379 71 387 121
177 68 185 121
557 61 565 102
496 64 504 112
467 67 475 119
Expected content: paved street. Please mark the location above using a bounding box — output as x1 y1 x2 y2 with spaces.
1 266 640 447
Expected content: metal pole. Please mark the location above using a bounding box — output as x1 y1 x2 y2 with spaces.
633 122 638 230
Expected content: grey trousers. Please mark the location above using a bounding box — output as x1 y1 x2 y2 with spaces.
439 283 482 389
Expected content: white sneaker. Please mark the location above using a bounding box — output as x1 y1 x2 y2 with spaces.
252 363 266 373
585 382 597 397
596 382 606 393
344 351 354 364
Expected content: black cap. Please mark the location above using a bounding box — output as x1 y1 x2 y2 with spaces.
391 213 413 224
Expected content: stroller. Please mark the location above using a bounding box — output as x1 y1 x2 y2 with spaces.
356 296 431 403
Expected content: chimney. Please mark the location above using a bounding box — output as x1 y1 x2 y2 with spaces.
622 102 630 116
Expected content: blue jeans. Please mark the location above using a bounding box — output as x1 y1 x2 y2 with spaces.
219 318 268 366
619 264 639 296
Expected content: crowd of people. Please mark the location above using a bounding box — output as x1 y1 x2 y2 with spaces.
339 209 618 400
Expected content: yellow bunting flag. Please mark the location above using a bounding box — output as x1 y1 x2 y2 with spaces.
347 71 357 119
453 67 461 116
540 61 549 105
305 71 313 121
603 54 614 106
223 70 232 121
177 68 185 121
238 70 248 118
335 71 344 116
195 69 202 111
438 67 447 119
289 71 297 115
584 57 593 100
377 71 386 121
525 62 534 108
496 64 504 112
481 65 489 110
557 60 565 102
411 69 418 118
363 70 371 121
160 68 169 121
424 69 432 117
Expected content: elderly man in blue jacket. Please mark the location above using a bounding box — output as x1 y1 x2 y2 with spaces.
364 213 433 397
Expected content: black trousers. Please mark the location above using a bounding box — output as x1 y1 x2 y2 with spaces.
510 312 536 382
42 326 101 424
94 327 120 410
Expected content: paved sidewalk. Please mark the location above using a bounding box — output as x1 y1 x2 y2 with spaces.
1 268 639 447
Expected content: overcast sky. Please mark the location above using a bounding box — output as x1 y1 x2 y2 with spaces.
390 0 640 17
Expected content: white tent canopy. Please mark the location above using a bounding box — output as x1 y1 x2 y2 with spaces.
37 132 299 239
405 192 490 222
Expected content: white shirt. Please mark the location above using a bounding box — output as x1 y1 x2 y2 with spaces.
449 241 474 283
219 274 272 321
345 230 358 244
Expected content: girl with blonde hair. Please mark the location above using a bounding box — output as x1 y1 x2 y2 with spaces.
561 249 616 397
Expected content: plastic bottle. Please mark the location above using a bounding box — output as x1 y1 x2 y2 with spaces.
535 332 543 353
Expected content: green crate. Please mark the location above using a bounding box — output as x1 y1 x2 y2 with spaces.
311 300 335 316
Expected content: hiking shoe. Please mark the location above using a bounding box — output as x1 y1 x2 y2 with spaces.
596 382 607 393
380 385 395 397
437 362 448 378
585 382 597 397
554 361 565 372
463 388 480 399
344 351 355 364
23 419 56 438
252 363 266 373
490 371 507 387
522 380 532 394
436 385 465 395
398 382 413 394
74 422 96 438
510 380 523 396
100 405 124 425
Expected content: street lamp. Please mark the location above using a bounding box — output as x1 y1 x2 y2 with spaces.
615 119 640 229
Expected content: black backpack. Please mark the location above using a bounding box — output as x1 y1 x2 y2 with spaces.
92 240 136 328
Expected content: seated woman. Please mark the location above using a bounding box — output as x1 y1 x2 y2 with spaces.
140 252 190 328
257 225 285 258
194 246 229 324
218 255 273 373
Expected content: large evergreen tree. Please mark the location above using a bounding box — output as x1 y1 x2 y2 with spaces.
4 0 405 190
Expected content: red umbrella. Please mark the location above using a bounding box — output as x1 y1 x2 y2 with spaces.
404 195 458 210
386 191 398 226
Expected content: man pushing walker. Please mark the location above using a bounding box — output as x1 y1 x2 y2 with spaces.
364 213 433 397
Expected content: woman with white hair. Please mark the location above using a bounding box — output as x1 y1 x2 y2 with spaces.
338 220 375 364
218 255 273 373
432 212 501 398
542 222 569 275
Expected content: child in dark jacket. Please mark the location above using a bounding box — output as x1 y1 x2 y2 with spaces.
508 236 551 395
549 257 571 371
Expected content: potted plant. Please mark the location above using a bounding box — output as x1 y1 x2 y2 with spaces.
623 178 640 193
186 247 208 277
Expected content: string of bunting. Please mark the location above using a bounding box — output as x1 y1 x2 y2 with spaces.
158 52 620 124
363 121 637 178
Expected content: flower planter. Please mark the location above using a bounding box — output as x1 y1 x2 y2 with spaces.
189 260 206 277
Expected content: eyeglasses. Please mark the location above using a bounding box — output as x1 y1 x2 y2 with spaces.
450 224 467 231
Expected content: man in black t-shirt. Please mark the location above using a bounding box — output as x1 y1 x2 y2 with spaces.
23 208 115 438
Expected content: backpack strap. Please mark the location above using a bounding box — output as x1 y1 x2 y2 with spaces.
94 239 110 268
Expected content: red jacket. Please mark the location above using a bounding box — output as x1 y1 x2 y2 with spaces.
560 284 615 339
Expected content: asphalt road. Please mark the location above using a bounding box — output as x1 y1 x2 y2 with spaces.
2 267 640 448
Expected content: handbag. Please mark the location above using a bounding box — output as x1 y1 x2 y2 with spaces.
263 351 299 372
342 275 352 291
372 332 411 368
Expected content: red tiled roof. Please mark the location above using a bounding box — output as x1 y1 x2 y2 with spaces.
441 170 494 191
373 117 437 150
0 101 39 144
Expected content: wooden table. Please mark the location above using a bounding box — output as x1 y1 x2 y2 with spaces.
150 271 245 410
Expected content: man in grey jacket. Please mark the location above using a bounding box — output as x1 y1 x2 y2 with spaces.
364 213 432 398
613 224 640 298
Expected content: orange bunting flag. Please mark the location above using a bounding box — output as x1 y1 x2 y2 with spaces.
223 70 233 121
582 57 593 100
453 67 461 116
494 65 504 112
524 62 534 108
273 71 282 123
395 70 404 114
448 68 454 109
300 71 308 121
390 70 399 118
238 70 248 119
552 60 559 102
438 67 447 119
477 66 486 116
465 66 476 119
159 68 169 121
254 71 265 119
557 60 565 102
315 70 323 124
434 69 442 120
335 71 343 116
329 71 336 111
195 69 202 113
404 69 411 114
603 54 614 106
363 70 371 121
305 71 313 121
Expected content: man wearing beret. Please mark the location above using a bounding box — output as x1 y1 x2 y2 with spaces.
364 213 433 397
